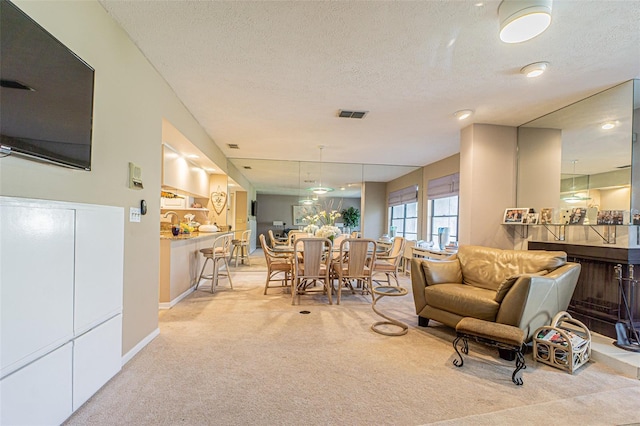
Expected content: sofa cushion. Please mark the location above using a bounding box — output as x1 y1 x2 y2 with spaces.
457 245 566 291
421 259 462 285
424 284 499 321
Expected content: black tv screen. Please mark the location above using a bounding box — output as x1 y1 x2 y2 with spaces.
0 0 95 170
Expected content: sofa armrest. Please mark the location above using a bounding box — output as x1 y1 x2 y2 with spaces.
496 262 581 341
411 258 429 314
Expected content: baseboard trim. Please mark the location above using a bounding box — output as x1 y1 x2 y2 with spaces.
158 286 195 310
121 327 159 366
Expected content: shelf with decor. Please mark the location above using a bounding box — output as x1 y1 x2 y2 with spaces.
502 223 621 244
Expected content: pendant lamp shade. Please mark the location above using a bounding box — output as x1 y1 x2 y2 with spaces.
499 0 552 43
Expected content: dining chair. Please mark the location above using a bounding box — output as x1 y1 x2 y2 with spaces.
401 240 416 275
196 233 234 293
268 229 288 248
259 234 293 295
292 237 333 305
332 238 377 304
230 229 252 266
371 236 405 286
287 230 307 246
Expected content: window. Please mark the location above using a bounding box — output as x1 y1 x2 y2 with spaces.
429 195 458 244
427 173 459 245
389 202 418 240
388 185 418 240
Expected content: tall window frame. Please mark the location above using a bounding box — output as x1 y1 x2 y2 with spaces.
388 185 418 241
427 173 459 245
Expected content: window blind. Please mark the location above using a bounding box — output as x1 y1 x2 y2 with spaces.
427 173 459 200
388 185 418 207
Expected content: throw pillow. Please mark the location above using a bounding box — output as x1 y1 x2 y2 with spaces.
495 270 548 302
421 259 463 286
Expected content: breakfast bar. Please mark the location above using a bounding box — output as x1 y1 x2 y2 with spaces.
159 231 225 308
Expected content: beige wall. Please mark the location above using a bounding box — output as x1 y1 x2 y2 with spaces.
362 182 386 239
517 128 562 209
459 124 518 249
0 1 239 356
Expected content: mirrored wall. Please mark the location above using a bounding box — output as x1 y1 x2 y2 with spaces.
227 158 420 199
517 80 639 217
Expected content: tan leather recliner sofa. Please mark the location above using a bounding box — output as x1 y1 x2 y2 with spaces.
410 245 581 341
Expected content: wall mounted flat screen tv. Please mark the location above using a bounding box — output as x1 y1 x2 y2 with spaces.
0 0 95 170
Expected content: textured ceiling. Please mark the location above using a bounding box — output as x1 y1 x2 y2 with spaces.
99 0 640 194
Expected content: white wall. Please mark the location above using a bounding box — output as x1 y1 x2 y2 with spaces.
459 124 518 249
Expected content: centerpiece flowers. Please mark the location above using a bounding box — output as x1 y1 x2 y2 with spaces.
314 206 342 241
301 200 343 241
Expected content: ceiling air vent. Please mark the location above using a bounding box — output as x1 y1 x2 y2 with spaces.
243 166 252 170
227 144 240 149
617 164 631 169
338 110 368 119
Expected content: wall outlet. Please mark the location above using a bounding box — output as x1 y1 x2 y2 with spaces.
129 207 141 223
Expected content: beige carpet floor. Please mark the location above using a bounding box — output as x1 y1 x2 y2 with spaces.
65 251 640 426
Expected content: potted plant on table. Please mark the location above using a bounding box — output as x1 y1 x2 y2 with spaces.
341 206 360 236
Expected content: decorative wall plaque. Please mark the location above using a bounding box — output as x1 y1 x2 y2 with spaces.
210 188 227 215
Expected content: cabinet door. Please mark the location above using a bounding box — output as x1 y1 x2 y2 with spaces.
0 202 75 376
1 342 73 425
73 314 122 410
74 205 124 334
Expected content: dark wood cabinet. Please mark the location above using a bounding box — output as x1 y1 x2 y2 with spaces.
529 242 640 339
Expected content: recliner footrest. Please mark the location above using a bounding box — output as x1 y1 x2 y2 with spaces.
452 317 526 385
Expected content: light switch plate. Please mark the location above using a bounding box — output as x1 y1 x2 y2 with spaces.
129 207 141 223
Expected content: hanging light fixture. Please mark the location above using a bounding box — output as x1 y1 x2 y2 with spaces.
499 0 553 43
299 169 316 205
308 145 333 195
562 160 591 203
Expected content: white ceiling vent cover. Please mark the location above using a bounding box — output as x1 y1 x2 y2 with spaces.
338 110 368 119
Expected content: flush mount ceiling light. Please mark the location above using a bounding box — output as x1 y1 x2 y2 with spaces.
308 145 333 195
521 61 549 77
499 0 552 43
454 109 474 121
601 122 616 130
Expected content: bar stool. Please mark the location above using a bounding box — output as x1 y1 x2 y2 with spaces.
229 230 251 267
196 233 233 293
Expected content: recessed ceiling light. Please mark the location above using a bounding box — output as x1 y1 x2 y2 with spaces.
499 0 553 43
601 122 616 130
186 154 199 159
520 62 549 77
454 110 474 120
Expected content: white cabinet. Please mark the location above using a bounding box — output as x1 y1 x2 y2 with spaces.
0 203 75 377
75 207 124 334
0 343 73 426
0 197 124 425
73 315 122 410
160 196 187 209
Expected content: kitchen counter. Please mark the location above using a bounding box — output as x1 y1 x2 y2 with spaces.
159 231 228 308
160 231 227 241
